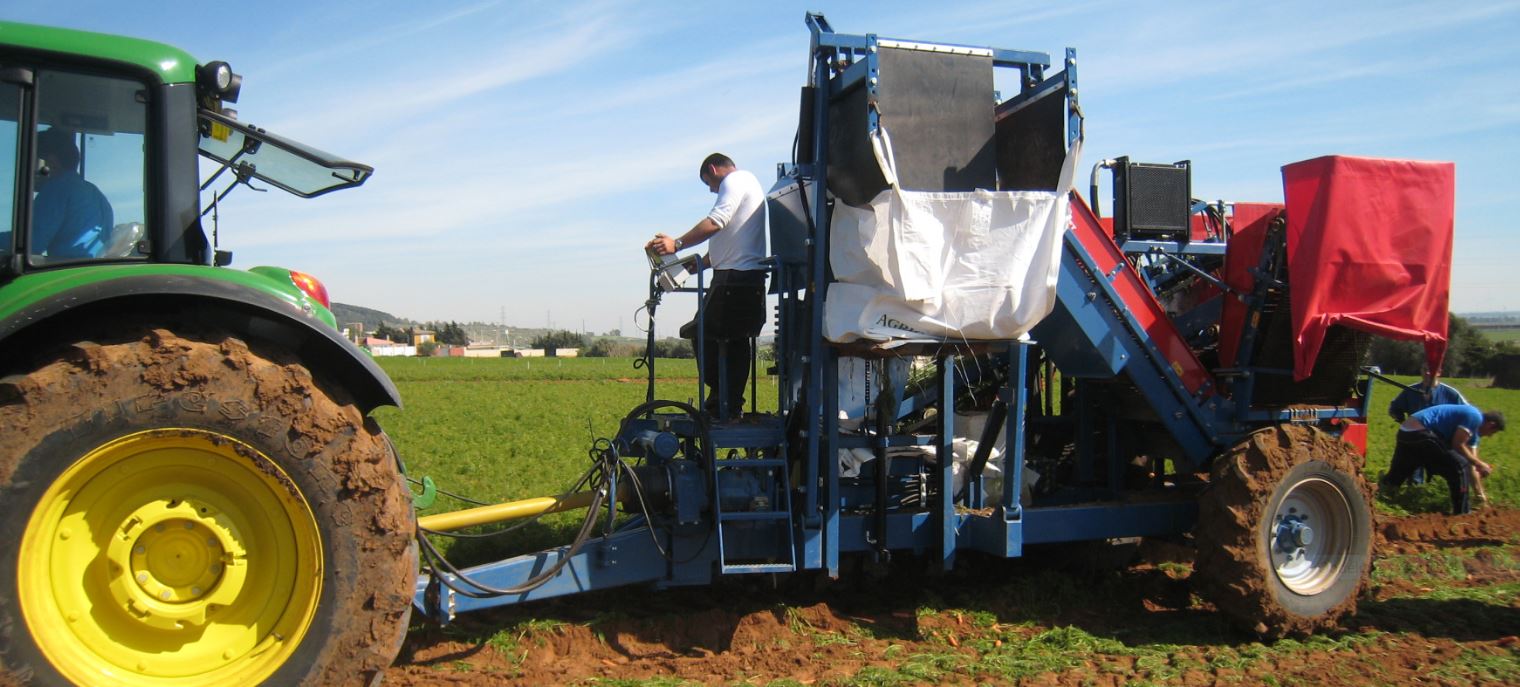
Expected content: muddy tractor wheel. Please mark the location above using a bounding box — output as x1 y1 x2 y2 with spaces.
1192 424 1373 638
0 329 415 686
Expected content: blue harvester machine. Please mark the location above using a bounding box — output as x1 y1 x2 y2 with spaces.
412 13 1449 637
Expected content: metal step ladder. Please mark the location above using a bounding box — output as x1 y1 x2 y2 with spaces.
712 455 797 574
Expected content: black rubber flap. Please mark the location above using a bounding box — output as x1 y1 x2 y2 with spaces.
827 48 996 207
995 86 1067 191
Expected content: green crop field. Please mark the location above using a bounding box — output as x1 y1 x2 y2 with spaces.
1480 327 1520 343
373 356 778 558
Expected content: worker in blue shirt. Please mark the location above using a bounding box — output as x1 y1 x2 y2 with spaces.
1386 371 1468 485
1379 404 1505 514
31 128 113 259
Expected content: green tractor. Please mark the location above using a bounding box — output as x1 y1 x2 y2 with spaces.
0 23 414 686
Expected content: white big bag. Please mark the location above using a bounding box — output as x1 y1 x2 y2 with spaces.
825 126 1080 343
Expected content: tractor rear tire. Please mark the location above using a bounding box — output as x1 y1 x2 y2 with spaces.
1192 424 1373 638
0 329 415 686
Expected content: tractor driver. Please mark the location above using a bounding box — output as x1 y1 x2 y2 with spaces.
1380 404 1505 514
646 153 767 418
31 128 113 259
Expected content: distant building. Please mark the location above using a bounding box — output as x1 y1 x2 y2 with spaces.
364 337 415 357
464 345 509 358
343 322 366 344
412 330 435 346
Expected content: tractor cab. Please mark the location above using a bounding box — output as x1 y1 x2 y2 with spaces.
1 66 151 268
0 23 370 278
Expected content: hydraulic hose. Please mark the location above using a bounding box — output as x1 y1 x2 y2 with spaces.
417 398 712 598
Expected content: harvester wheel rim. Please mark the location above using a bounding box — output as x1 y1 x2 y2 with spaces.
1269 476 1352 596
17 428 323 686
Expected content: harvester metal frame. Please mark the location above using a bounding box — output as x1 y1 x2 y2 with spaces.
412 12 1381 634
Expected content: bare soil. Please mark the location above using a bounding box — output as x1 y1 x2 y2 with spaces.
387 508 1520 686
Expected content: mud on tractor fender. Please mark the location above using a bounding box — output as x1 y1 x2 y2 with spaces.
0 271 401 412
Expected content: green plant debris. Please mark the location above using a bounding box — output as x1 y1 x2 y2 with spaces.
1424 647 1520 684
581 677 703 687
1410 580 1520 604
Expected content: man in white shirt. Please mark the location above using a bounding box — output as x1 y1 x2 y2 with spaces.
647 153 767 417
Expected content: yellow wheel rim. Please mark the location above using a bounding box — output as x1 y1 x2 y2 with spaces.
18 429 323 686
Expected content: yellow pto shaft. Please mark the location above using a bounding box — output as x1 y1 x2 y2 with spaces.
416 491 599 533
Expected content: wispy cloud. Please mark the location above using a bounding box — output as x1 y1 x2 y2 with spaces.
1194 61 1397 103
256 1 508 78
222 103 796 251
557 36 797 118
1079 2 1520 95
903 0 1119 43
262 14 646 140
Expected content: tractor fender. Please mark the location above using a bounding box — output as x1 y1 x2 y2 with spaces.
0 270 401 412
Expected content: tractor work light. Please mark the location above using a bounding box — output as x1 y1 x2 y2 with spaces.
197 60 243 103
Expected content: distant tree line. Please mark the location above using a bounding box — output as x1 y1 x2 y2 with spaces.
649 338 694 359
373 324 407 343
531 330 587 352
584 338 644 357
371 322 470 346
371 310 1508 375
426 322 470 346
574 337 695 358
1368 313 1519 378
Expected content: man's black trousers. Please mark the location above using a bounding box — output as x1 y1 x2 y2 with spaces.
680 269 765 417
1381 429 1470 514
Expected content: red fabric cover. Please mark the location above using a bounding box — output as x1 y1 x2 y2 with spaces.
1217 203 1284 368
1282 156 1454 381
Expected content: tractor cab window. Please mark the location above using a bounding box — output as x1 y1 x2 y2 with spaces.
0 80 19 265
28 69 148 265
198 110 371 199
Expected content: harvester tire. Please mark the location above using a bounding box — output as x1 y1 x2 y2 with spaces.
1192 424 1372 638
0 328 415 686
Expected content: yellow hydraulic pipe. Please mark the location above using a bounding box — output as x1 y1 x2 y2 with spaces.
417 491 599 533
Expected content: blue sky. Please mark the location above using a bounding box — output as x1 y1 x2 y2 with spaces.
13 1 1520 332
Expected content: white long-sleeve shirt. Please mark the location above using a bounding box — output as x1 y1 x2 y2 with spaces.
704 169 766 271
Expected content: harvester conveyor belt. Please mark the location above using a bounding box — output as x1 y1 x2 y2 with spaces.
1032 195 1219 466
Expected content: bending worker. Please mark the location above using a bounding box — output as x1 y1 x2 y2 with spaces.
1380 404 1505 514
646 153 766 418
1386 370 1467 486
